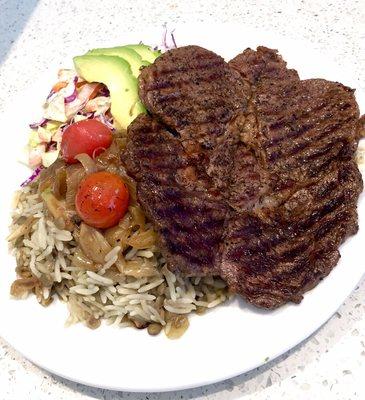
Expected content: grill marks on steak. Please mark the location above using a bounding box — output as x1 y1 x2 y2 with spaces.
220 47 363 308
229 46 299 85
222 161 361 308
124 114 227 276
124 45 363 308
124 46 249 276
139 46 249 153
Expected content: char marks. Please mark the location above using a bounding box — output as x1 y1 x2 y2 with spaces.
139 45 249 152
221 46 362 308
124 114 227 276
124 45 363 308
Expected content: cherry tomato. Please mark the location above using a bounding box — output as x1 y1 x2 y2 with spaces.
75 171 129 229
61 119 112 164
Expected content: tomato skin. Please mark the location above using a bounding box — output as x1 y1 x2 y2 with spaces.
75 171 129 229
61 119 113 164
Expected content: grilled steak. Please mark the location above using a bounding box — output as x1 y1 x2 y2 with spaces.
124 45 363 308
124 114 228 276
124 46 248 276
222 47 363 308
138 45 249 153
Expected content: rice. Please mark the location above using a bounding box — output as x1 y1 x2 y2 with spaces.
105 246 121 262
8 182 231 338
86 271 114 286
101 255 118 271
138 279 165 293
69 286 99 296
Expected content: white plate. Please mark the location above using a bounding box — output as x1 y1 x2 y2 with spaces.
0 24 364 392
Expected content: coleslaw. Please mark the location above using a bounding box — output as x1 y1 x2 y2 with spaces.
28 69 112 169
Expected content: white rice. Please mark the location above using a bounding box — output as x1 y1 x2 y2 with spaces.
101 255 118 271
124 247 138 260
105 246 121 262
54 259 62 282
137 279 164 293
137 250 154 258
86 271 114 286
69 285 99 295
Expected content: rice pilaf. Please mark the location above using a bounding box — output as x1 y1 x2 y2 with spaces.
8 180 229 338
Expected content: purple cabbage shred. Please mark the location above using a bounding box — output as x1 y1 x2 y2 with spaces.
160 25 177 51
64 77 78 103
29 118 48 130
20 166 43 187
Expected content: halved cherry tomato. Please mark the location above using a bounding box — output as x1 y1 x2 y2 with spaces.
61 119 113 164
75 171 129 229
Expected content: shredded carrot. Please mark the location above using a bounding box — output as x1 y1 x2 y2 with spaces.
76 82 101 99
52 81 68 92
88 83 103 100
76 81 87 89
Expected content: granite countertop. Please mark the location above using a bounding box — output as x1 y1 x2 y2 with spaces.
0 0 364 399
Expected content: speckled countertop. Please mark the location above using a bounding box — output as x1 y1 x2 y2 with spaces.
0 0 364 399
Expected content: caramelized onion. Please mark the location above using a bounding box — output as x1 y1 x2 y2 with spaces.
52 166 67 199
104 225 128 248
65 164 86 210
129 206 145 229
10 277 39 298
72 247 99 271
41 190 66 219
7 216 35 242
79 223 111 264
38 159 66 193
165 314 189 339
126 229 156 249
104 213 132 248
95 139 122 169
75 153 98 175
123 176 137 204
118 258 158 278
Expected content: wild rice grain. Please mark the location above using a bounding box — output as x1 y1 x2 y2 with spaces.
147 323 162 336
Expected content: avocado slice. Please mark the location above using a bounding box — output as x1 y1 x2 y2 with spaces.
125 44 161 63
73 55 145 130
86 47 149 77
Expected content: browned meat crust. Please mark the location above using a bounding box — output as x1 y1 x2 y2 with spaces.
124 45 363 308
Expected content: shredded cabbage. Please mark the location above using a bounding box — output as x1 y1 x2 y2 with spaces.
157 25 178 52
20 166 43 187
43 92 68 122
27 70 112 169
41 150 60 168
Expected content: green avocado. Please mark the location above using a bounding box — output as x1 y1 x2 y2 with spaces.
86 46 149 77
73 55 145 130
125 44 161 63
